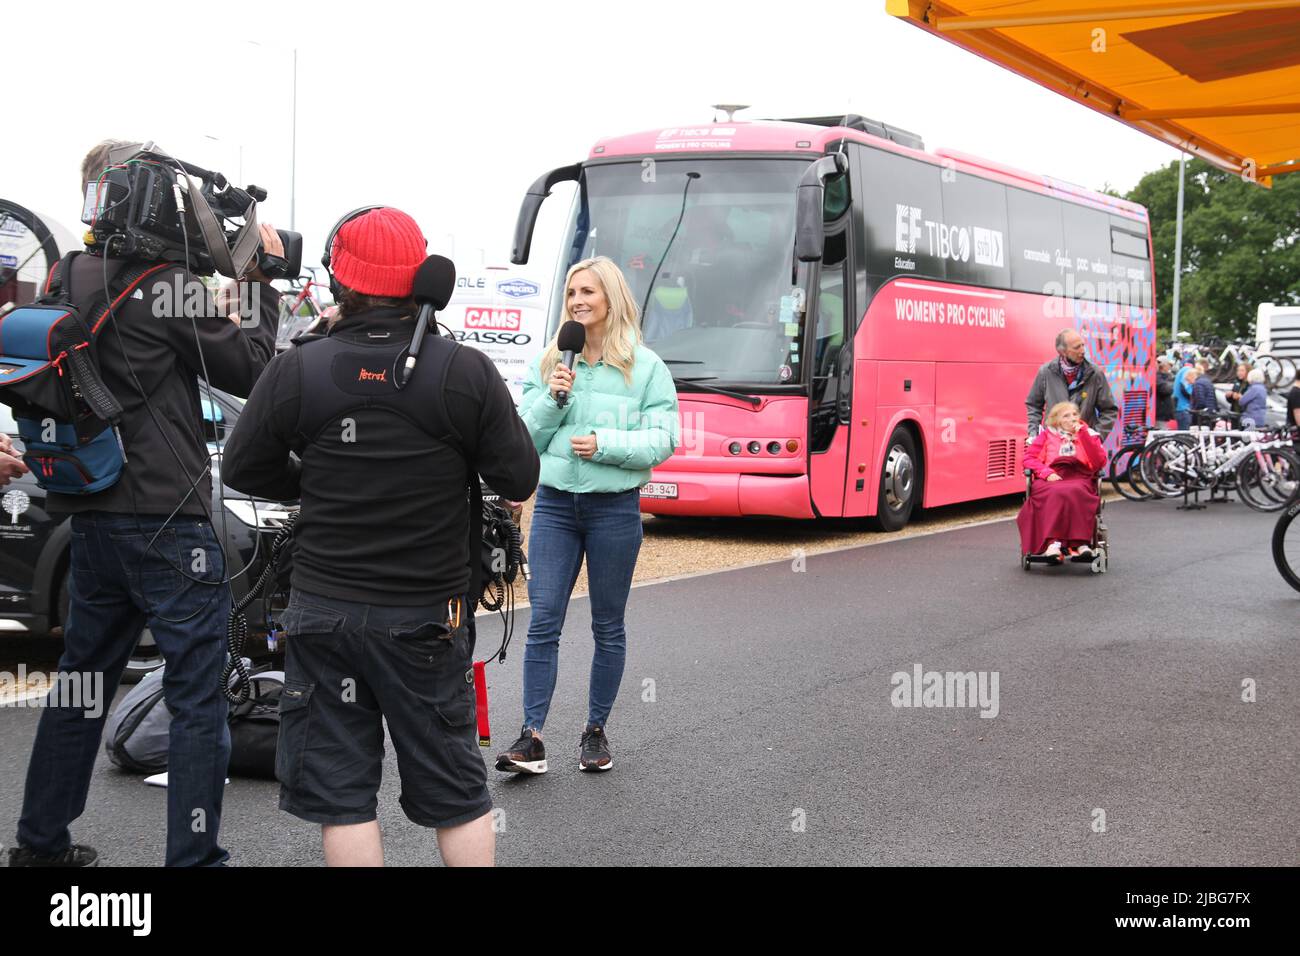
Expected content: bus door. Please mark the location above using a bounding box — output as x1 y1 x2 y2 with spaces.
807 176 854 517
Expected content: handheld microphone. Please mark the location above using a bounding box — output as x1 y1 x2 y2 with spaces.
403 255 457 386
555 320 586 408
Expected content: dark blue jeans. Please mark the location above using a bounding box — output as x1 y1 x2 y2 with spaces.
523 486 643 732
16 512 231 867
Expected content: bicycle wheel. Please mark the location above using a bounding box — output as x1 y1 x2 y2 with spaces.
1141 436 1199 498
1255 353 1284 389
1237 448 1300 511
1272 497 1300 592
1109 444 1149 501
0 199 60 309
1278 357 1297 387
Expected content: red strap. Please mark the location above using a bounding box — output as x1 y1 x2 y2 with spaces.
473 660 490 748
89 263 172 334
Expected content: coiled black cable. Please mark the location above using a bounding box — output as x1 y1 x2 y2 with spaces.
223 510 298 704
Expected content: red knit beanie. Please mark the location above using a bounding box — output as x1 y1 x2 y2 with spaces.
329 208 427 297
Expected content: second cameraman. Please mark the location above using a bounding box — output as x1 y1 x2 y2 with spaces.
223 208 539 866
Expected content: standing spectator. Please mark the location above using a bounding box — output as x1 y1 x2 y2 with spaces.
1239 368 1270 428
1174 362 1196 429
1225 362 1252 413
1191 360 1218 424
1025 328 1118 441
1288 369 1300 431
1155 358 1175 426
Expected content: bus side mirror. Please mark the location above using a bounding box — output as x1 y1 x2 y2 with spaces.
511 163 582 265
794 154 847 263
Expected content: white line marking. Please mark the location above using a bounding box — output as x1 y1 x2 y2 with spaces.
895 282 1006 300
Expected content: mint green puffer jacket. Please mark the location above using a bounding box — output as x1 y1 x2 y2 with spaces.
519 344 680 493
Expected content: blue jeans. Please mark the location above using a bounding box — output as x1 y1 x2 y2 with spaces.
523 486 643 732
1175 410 1192 429
16 512 231 867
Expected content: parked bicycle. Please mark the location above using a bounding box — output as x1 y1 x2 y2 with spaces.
1109 423 1300 511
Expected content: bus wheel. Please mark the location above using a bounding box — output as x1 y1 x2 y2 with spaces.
870 427 920 532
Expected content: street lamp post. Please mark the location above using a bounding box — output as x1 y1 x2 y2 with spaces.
290 47 297 233
248 40 299 231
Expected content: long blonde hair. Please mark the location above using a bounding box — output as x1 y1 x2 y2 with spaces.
540 256 642 386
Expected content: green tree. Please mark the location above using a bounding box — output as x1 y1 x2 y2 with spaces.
1125 159 1300 341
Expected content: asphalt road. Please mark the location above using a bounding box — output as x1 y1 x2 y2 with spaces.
1 497 1296 866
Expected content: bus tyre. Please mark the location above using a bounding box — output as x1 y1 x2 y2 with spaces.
870 427 920 532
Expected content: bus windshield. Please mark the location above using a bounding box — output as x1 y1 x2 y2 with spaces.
556 158 806 387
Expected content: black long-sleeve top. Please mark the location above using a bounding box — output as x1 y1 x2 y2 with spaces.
47 255 279 517
222 309 539 605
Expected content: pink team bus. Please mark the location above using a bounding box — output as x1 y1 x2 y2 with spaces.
511 115 1156 528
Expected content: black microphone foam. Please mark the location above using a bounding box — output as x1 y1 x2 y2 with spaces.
412 255 457 310
557 320 586 355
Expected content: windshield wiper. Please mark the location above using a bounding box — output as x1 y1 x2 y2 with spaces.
672 376 762 406
662 359 704 365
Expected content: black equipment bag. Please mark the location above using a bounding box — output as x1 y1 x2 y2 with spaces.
226 670 285 779
105 660 282 779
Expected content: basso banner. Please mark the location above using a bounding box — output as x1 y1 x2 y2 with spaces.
442 271 548 401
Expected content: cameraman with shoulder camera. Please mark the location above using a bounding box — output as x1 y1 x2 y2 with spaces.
222 207 538 867
6 140 281 868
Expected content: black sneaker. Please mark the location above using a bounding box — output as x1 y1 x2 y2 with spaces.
495 726 547 774
7 844 99 867
579 724 613 772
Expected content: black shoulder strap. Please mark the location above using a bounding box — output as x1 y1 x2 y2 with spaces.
56 255 170 426
44 251 81 299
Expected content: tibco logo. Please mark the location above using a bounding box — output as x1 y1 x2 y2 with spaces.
465 308 522 331
895 204 1004 267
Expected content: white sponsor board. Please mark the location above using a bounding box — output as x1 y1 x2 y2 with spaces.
441 269 548 401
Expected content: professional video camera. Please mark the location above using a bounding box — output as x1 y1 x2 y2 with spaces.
81 141 302 280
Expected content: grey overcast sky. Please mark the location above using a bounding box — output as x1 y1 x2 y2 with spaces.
4 0 1177 276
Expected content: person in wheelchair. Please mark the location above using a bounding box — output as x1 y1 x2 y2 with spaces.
1017 401 1108 562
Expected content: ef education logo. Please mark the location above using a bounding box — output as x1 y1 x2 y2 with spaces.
50 886 152 936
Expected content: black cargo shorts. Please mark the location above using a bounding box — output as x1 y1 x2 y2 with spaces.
276 588 491 829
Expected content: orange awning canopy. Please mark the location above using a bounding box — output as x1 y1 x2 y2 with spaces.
885 0 1300 184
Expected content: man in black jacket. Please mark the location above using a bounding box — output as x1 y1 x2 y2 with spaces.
223 208 539 867
7 140 280 868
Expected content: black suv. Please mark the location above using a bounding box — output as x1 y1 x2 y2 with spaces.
0 391 293 680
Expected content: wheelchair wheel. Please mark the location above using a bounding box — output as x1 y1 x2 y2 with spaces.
1021 553 1031 572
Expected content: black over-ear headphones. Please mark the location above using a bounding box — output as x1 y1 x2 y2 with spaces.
321 204 387 301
